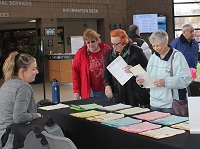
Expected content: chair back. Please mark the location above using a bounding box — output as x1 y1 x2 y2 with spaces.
3 130 50 149
41 131 77 149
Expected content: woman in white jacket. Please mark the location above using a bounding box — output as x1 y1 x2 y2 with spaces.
136 30 192 113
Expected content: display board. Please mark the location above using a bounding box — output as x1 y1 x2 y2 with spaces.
133 14 166 33
71 36 84 54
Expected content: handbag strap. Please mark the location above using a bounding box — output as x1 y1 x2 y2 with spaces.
170 51 190 98
170 51 177 98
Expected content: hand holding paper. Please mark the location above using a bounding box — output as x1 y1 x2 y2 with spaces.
130 64 155 88
106 56 133 86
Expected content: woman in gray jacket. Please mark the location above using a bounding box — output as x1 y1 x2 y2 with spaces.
0 52 42 148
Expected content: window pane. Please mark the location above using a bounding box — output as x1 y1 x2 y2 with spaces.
174 3 200 16
174 0 200 3
174 30 182 38
174 17 200 29
194 30 200 42
175 30 200 43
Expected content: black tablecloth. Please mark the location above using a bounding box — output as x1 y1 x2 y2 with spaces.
38 98 200 149
189 81 200 96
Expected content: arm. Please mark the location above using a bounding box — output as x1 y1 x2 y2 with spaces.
141 42 152 60
72 52 81 98
136 46 148 69
165 52 192 89
13 86 40 124
104 51 113 98
193 40 199 68
170 39 177 49
104 50 113 87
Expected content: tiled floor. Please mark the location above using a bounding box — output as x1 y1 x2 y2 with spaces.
0 79 75 103
31 82 75 103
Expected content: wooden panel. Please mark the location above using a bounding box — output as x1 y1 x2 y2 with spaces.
48 60 72 83
60 60 72 71
49 71 60 82
48 60 60 71
60 71 72 83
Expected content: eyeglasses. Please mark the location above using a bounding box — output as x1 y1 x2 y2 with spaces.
86 40 96 44
188 30 194 33
111 42 121 47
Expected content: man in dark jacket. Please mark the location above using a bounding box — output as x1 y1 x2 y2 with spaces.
170 24 199 68
128 24 152 60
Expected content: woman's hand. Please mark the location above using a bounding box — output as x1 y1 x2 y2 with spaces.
124 65 133 73
105 85 113 99
136 76 144 86
37 113 43 118
154 79 165 87
74 93 81 100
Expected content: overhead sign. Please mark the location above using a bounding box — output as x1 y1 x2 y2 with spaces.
0 1 32 6
63 8 98 13
0 12 9 17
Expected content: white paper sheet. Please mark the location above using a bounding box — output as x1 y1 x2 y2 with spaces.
106 56 133 86
188 97 200 134
38 103 69 110
130 64 155 88
71 36 84 54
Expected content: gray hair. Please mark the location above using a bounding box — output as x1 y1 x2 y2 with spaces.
182 24 194 32
149 30 168 44
128 24 139 32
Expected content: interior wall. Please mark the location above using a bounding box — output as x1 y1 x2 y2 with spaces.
126 0 174 49
0 0 175 53
58 19 97 53
0 23 36 30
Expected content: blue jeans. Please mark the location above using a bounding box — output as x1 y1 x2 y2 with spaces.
151 106 172 113
92 92 110 101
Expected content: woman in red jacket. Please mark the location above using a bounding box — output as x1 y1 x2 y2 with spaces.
72 29 111 100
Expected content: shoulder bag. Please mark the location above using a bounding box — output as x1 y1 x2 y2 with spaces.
170 51 188 116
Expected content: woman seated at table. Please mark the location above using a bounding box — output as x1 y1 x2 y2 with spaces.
136 30 192 113
0 52 42 148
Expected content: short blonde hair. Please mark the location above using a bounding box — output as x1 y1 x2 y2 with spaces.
83 29 101 43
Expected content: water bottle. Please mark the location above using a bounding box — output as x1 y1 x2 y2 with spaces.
52 78 60 104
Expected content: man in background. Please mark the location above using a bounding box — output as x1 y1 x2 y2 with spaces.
128 24 152 60
170 24 199 68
